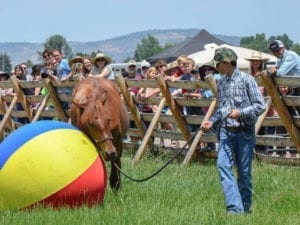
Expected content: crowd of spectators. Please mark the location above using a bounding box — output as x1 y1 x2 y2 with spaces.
1 40 300 147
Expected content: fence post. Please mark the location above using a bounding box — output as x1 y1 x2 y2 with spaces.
0 95 15 132
42 78 68 122
182 74 218 164
10 78 33 121
0 96 18 135
255 97 272 135
32 95 50 122
259 71 300 152
182 99 217 165
132 98 166 164
114 74 149 141
155 74 191 141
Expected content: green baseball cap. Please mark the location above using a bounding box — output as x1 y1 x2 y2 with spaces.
214 47 238 64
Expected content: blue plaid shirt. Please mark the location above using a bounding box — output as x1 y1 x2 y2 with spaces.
210 69 266 128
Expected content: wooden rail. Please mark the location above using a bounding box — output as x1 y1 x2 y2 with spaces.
1 73 300 165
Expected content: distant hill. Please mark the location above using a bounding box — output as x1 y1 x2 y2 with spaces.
0 29 241 66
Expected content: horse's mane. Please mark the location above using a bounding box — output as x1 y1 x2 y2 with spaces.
80 99 107 125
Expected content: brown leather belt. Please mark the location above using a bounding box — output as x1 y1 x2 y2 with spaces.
226 126 240 132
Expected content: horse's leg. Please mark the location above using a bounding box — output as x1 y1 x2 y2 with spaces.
109 135 123 190
110 157 121 191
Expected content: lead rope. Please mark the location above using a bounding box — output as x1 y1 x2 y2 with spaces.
114 114 235 182
114 130 198 182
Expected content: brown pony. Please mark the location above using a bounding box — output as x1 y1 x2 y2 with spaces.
70 78 129 190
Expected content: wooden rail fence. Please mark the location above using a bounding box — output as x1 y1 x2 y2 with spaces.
0 72 300 165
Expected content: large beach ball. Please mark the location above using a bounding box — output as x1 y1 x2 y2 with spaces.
0 120 107 210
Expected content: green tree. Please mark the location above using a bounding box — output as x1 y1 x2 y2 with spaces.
240 33 269 52
73 51 98 59
24 60 33 68
240 33 297 54
90 51 98 58
0 53 12 73
291 43 300 55
42 34 73 59
133 35 165 61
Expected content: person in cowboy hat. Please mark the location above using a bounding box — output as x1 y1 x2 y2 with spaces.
245 51 278 152
245 51 269 77
164 61 179 78
63 56 85 81
89 52 114 79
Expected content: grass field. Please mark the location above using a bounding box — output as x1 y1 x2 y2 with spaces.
1 152 299 225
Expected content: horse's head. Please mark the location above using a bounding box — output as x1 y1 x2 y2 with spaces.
72 89 117 162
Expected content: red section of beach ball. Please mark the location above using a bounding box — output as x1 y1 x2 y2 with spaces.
28 157 107 208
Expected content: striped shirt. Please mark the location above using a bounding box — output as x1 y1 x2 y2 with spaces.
210 69 266 127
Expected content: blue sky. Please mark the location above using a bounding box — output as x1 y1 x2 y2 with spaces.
1 0 299 43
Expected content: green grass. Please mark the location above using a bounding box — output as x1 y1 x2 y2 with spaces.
1 152 299 225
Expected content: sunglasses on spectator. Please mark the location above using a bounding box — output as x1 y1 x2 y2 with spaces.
203 67 214 71
142 66 149 70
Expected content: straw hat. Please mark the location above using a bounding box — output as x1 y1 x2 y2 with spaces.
245 51 269 61
92 52 112 65
68 56 84 67
164 61 179 76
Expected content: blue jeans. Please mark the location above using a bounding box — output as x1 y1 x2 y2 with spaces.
217 126 255 213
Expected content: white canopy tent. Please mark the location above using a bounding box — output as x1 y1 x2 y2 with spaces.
188 43 277 72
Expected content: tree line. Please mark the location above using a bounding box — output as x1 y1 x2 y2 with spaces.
1 32 299 73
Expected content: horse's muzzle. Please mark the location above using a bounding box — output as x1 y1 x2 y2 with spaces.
106 151 117 161
94 137 116 161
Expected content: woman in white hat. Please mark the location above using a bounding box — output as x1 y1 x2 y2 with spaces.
245 51 269 78
89 52 114 79
246 51 277 152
